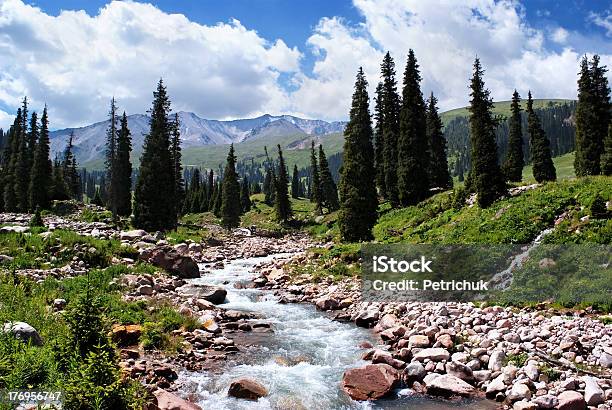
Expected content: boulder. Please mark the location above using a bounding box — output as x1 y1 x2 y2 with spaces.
413 348 450 362
371 350 405 369
423 373 475 397
177 284 226 305
342 364 399 400
486 374 506 398
152 389 202 410
507 383 531 402
354 309 379 328
120 229 147 241
583 376 604 406
445 361 474 382
2 322 43 346
315 295 339 311
0 225 29 234
408 335 430 348
403 362 427 383
532 395 558 409
110 324 142 347
147 249 200 279
513 400 537 410
227 378 268 400
599 351 612 368
557 390 586 410
488 350 506 371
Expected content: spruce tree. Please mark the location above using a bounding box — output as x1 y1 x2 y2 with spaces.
591 55 611 173
397 49 429 206
14 98 30 211
220 144 241 228
274 144 292 223
574 56 600 176
240 176 252 213
603 123 612 176
263 167 274 205
503 90 524 182
3 109 23 211
338 68 378 242
105 98 119 216
468 58 506 208
51 155 69 200
29 106 52 210
291 164 300 199
381 52 401 206
133 79 177 231
426 93 452 189
527 91 556 183
27 111 38 171
115 112 132 216
213 178 222 217
309 141 322 214
62 132 81 200
373 82 386 196
170 113 184 217
318 144 339 212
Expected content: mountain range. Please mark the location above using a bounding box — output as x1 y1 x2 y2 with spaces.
49 112 346 165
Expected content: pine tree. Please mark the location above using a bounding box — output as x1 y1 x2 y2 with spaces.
291 164 300 199
527 91 556 183
373 82 386 196
62 132 81 200
14 98 30 211
105 98 119 215
134 79 177 231
426 93 452 189
309 141 322 214
574 56 600 176
51 155 69 200
170 113 184 217
397 49 429 206
115 112 132 216
240 176 252 213
468 58 506 208
338 68 378 242
213 178 222 217
220 144 241 228
603 123 612 176
318 144 339 212
503 90 524 182
274 144 292 223
381 52 401 206
27 110 38 172
591 55 611 173
29 105 52 210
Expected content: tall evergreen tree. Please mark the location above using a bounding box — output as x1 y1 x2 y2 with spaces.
527 91 556 183
170 113 184 217
591 55 611 173
503 90 524 182
574 56 602 176
468 58 506 208
602 123 612 176
291 164 300 199
381 52 401 206
213 183 222 217
220 144 241 228
373 82 386 196
426 93 452 189
115 112 133 216
397 49 429 206
240 176 252 213
105 98 119 216
133 79 177 231
63 132 81 200
3 109 21 211
318 144 339 212
309 141 322 214
27 111 38 171
14 98 30 211
51 154 69 200
338 68 378 242
29 106 52 210
274 144 292 223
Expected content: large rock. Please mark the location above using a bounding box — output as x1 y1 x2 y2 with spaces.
177 284 227 304
120 229 147 241
227 378 268 400
413 348 450 362
110 324 142 347
152 389 202 410
147 249 200 279
583 376 604 406
0 225 29 234
403 362 427 383
354 309 379 328
557 390 586 410
488 350 506 371
342 364 399 400
2 322 43 346
423 373 475 397
315 295 339 311
445 360 474 382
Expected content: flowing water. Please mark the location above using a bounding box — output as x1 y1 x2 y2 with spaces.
178 254 498 410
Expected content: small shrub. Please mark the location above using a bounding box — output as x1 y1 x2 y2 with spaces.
29 207 44 228
590 193 608 219
452 187 468 209
505 352 528 367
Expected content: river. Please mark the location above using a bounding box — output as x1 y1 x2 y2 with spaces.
178 254 498 410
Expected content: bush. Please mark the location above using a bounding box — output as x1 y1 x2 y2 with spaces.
140 322 167 350
590 193 608 219
29 207 44 228
451 187 468 209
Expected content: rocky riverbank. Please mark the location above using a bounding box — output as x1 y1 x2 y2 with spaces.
254 251 612 410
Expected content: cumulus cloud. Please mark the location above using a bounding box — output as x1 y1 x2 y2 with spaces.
0 110 13 130
0 0 301 128
551 27 569 44
290 0 612 119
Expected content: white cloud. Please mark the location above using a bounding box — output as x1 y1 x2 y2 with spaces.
0 0 302 127
551 27 569 44
0 110 13 130
589 10 612 37
290 0 612 119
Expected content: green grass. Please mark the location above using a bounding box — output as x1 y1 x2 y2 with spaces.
523 151 576 182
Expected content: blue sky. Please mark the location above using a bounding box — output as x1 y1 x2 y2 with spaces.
0 0 611 129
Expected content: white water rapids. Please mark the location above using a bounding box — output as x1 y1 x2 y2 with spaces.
177 254 497 410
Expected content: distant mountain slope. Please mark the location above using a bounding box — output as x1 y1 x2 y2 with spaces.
50 112 346 165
